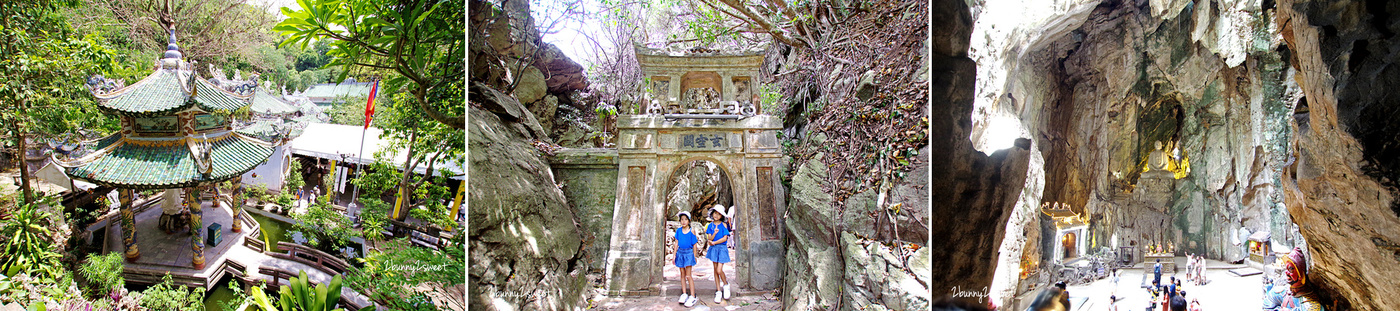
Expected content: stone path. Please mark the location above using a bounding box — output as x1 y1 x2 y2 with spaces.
588 249 781 310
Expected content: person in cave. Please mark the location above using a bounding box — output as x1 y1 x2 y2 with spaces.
673 211 700 307
706 205 733 303
1025 285 1070 311
1153 259 1163 290
1169 295 1187 311
1165 277 1178 301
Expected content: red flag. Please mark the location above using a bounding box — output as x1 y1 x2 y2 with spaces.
364 80 379 129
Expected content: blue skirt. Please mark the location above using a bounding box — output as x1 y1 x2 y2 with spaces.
675 249 696 267
706 244 730 263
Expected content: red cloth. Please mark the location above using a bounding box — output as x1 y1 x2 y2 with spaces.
364 80 379 129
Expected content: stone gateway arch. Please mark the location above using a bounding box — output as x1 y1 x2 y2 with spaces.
605 48 786 295
604 114 787 295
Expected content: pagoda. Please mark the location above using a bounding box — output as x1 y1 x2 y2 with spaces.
55 31 273 269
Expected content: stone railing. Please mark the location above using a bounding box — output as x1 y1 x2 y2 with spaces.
269 242 352 275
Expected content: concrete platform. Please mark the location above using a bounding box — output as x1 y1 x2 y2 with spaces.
105 198 248 290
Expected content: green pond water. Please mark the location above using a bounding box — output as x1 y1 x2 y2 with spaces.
203 277 245 311
202 212 363 310
203 214 289 311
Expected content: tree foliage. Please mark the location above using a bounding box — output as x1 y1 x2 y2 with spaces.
291 203 357 254
0 1 123 204
276 0 465 129
77 252 124 298
68 0 281 75
343 237 463 310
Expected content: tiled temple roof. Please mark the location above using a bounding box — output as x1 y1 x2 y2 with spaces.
249 89 298 115
93 70 252 117
60 133 273 189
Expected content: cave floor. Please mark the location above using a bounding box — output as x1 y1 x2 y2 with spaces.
1063 258 1262 311
587 249 782 310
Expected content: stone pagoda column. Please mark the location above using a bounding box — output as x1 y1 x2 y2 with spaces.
119 189 140 262
230 176 244 233
185 185 206 269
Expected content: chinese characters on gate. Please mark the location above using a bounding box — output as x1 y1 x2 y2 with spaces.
681 133 727 150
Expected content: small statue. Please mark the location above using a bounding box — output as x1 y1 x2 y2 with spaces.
1149 141 1170 171
1264 247 1324 311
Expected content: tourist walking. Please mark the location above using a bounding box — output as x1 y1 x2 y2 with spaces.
1154 259 1163 290
674 211 699 307
706 205 732 303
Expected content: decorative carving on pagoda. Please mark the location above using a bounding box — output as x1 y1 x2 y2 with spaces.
85 75 127 94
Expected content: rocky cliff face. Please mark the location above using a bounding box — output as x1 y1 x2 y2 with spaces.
1274 0 1400 309
468 0 593 309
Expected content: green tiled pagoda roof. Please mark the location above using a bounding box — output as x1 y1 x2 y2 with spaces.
94 69 252 117
97 70 192 116
250 89 298 115
63 134 273 189
194 78 251 112
235 118 305 142
301 82 373 101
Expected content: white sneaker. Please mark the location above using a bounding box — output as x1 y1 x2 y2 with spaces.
714 290 723 303
685 296 696 307
723 284 731 299
678 293 688 304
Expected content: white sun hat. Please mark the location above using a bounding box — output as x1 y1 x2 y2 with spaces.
710 204 731 219
677 211 692 220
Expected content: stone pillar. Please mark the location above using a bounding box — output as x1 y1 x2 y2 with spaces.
119 189 140 262
720 73 734 101
230 176 244 233
186 185 206 269
668 74 682 103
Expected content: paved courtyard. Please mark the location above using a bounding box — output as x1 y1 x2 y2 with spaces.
587 247 781 310
1063 258 1262 311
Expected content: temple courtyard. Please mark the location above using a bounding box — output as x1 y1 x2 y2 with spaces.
1023 257 1264 311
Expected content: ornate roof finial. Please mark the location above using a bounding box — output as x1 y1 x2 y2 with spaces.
163 29 182 60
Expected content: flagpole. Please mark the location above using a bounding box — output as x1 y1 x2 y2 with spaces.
350 125 367 211
349 78 376 218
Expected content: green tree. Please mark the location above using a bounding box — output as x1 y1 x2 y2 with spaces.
368 91 462 225
0 1 121 204
70 0 280 75
343 237 463 310
291 203 356 254
276 0 465 129
288 159 306 192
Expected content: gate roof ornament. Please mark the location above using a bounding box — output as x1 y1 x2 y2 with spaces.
634 46 765 118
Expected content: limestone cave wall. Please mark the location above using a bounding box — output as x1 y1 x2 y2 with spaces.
1273 0 1400 309
970 0 1307 306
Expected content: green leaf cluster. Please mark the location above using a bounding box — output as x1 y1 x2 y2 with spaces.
77 252 124 298
249 271 365 311
290 203 356 254
138 274 204 311
343 237 462 310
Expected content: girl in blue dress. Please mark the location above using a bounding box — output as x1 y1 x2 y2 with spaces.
706 205 732 303
674 211 699 307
